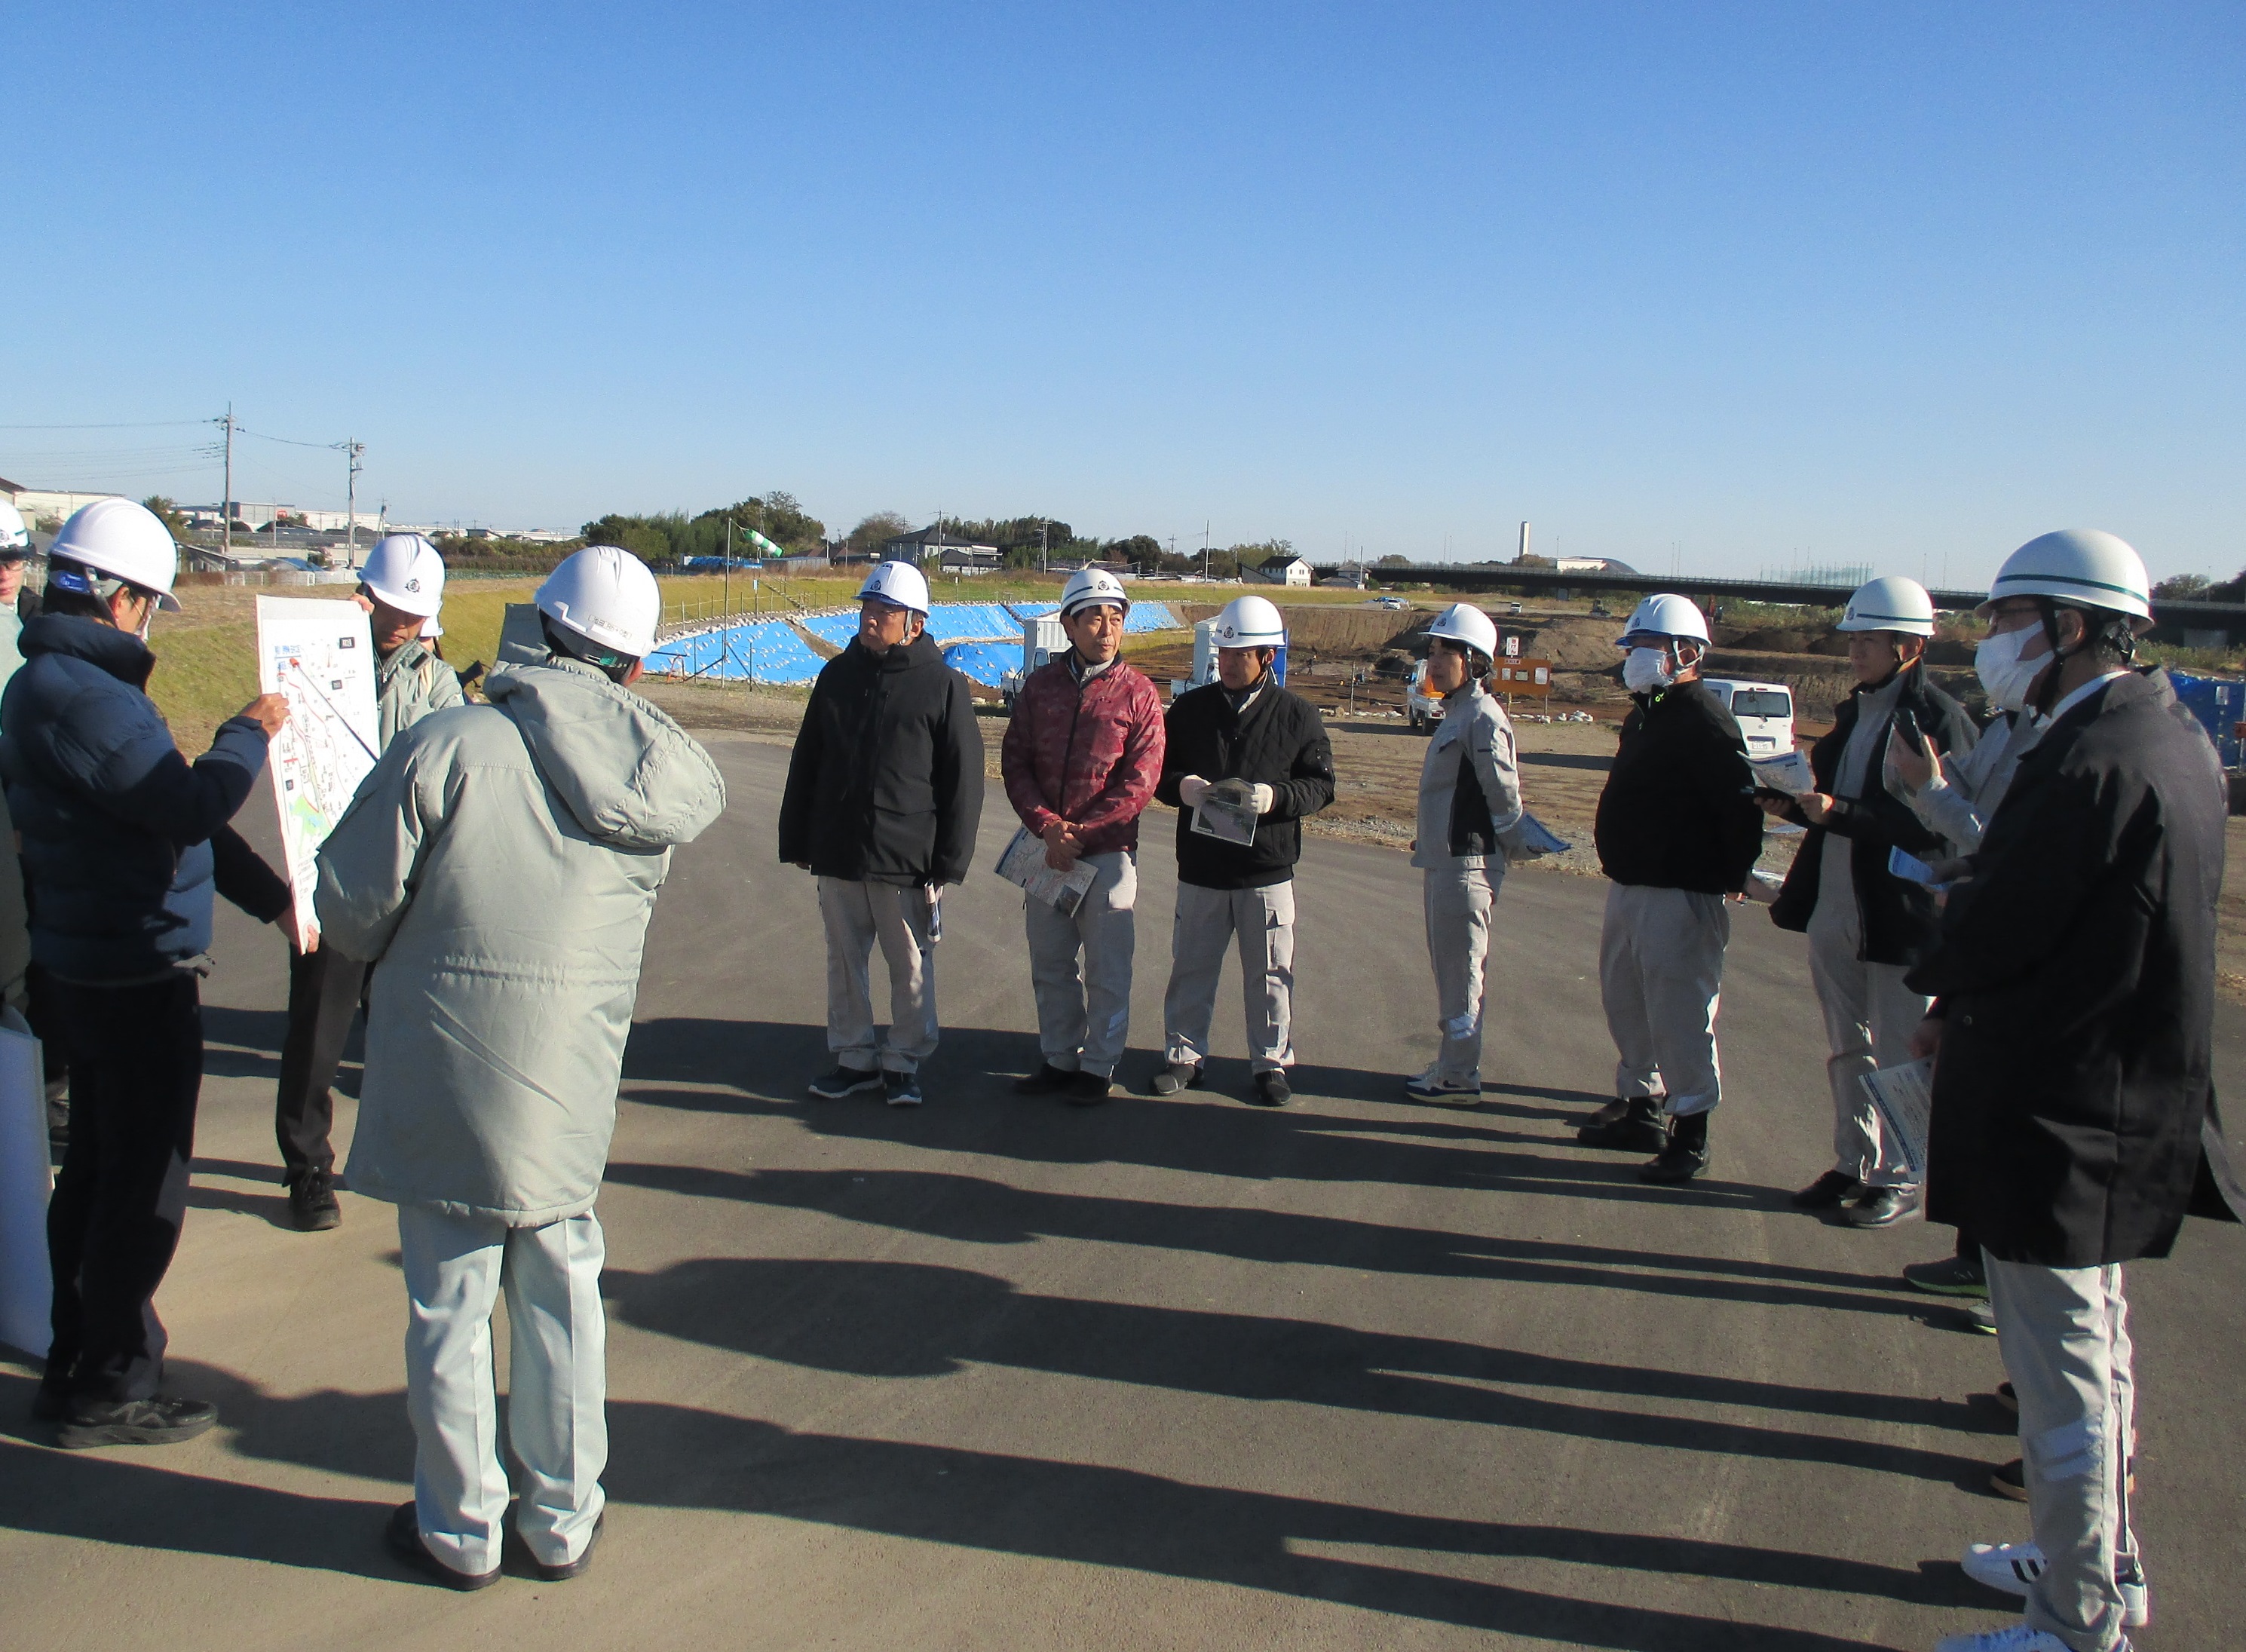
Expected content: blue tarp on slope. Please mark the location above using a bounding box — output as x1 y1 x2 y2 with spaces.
941 642 1019 688
645 618 826 685
1004 599 1181 633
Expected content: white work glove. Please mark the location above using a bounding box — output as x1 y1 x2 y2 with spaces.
1178 775 1212 809
1248 783 1275 815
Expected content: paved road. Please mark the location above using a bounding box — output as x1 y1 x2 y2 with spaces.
3 733 2241 1650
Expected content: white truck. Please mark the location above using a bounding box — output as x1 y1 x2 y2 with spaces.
1000 612 1070 706
1699 678 1797 758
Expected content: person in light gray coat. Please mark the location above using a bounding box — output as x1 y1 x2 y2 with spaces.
1405 605 1524 1101
316 547 725 1591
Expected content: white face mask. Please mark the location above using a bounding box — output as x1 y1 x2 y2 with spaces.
1622 646 1676 693
1974 622 2046 712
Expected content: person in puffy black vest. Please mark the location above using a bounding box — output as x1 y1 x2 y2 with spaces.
0 500 293 1450
1149 596 1334 1107
1582 594 1764 1184
779 561 983 1108
1764 576 1978 1231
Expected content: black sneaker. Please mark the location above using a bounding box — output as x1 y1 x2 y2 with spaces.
288 1168 342 1232
883 1071 923 1108
1580 1096 1665 1153
809 1065 882 1099
1012 1062 1075 1096
1990 1458 2028 1502
385 1500 501 1590
1249 1071 1292 1107
1149 1061 1203 1096
1641 1112 1710 1184
57 1393 219 1449
1903 1254 1990 1298
1792 1169 1861 1210
1066 1070 1111 1107
1841 1185 1921 1228
1580 1097 1630 1129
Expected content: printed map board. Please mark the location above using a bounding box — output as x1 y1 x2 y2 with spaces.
256 597 379 949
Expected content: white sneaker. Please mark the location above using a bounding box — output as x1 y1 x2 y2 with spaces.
1403 1066 1480 1102
1932 1624 2073 1652
1960 1542 2149 1627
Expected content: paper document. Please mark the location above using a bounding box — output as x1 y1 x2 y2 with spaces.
1499 811 1572 863
1751 751 1816 797
996 826 1100 916
0 1019 50 1359
1859 1058 1935 1178
1189 780 1260 846
257 598 381 949
1741 869 1785 906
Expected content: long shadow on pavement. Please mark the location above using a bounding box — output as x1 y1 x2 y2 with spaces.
602 1160 1941 1324
0 1368 1978 1644
603 1257 1993 1481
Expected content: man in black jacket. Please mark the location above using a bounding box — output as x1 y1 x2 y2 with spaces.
1766 576 1977 1229
1911 532 2223 1652
1581 594 1764 1183
1149 596 1334 1107
778 561 983 1108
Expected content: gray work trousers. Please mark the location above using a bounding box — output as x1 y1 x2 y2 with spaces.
1421 861 1500 1084
1599 883 1728 1117
1986 1258 2142 1652
397 1203 608 1577
1024 850 1136 1078
819 877 939 1074
1806 880 1929 1186
1163 879 1296 1073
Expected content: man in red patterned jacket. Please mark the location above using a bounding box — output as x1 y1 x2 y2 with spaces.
1000 568 1166 1105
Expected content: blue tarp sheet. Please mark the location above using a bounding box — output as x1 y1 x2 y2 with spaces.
645 618 826 685
2168 671 2244 768
800 598 1183 654
942 642 1018 688
1003 599 1181 633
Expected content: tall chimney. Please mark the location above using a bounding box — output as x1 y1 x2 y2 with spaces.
1518 521 1531 562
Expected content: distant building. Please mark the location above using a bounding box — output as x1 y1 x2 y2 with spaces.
1248 553 1313 587
6 486 124 526
881 524 1002 569
936 545 1003 577
1554 556 1638 575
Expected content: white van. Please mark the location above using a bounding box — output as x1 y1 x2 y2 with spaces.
1406 657 1443 732
1700 678 1796 757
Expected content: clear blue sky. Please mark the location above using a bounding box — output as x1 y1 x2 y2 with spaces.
8 2 2241 586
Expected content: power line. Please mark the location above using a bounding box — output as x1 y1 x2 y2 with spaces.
0 418 212 431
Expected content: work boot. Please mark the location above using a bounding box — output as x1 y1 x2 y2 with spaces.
288 1167 342 1232
1012 1062 1074 1096
1067 1070 1111 1107
1841 1185 1921 1228
517 1510 606 1583
1581 1097 1629 1130
1639 1111 1710 1184
385 1501 501 1591
1150 1060 1203 1096
1249 1071 1292 1107
1578 1096 1665 1153
1791 1169 1861 1210
57 1393 219 1449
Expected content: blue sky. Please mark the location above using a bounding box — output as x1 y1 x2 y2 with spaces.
7 2 2241 585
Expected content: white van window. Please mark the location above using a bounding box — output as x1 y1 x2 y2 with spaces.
1730 689 1792 719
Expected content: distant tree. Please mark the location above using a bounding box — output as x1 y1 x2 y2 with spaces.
1374 554 1412 568
142 495 188 535
1229 538 1292 570
2153 573 2211 599
847 511 916 557
937 515 1077 556
698 491 826 555
1105 534 1164 572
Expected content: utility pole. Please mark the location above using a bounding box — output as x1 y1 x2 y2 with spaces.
219 403 235 557
1040 520 1049 572
342 437 364 565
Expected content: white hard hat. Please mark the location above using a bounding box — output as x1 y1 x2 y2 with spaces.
856 559 930 615
359 533 447 618
1836 575 1936 637
1425 602 1499 660
1211 593 1286 648
1616 593 1709 647
536 544 661 659
1059 566 1130 617
47 497 182 611
1981 529 2153 627
0 501 27 554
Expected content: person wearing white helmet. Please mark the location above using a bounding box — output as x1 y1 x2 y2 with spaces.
5 498 297 1448
1578 593 1763 1182
316 543 725 1588
1000 565 1166 1103
266 532 467 1232
1761 575 1977 1230
0 499 44 704
1150 594 1334 1105
1904 531 2227 1652
779 559 984 1108
1401 603 1525 1101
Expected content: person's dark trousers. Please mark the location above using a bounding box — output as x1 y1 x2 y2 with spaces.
274 948 368 1185
44 973 203 1403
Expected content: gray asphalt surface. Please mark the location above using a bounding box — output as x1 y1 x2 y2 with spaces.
2 730 2241 1650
